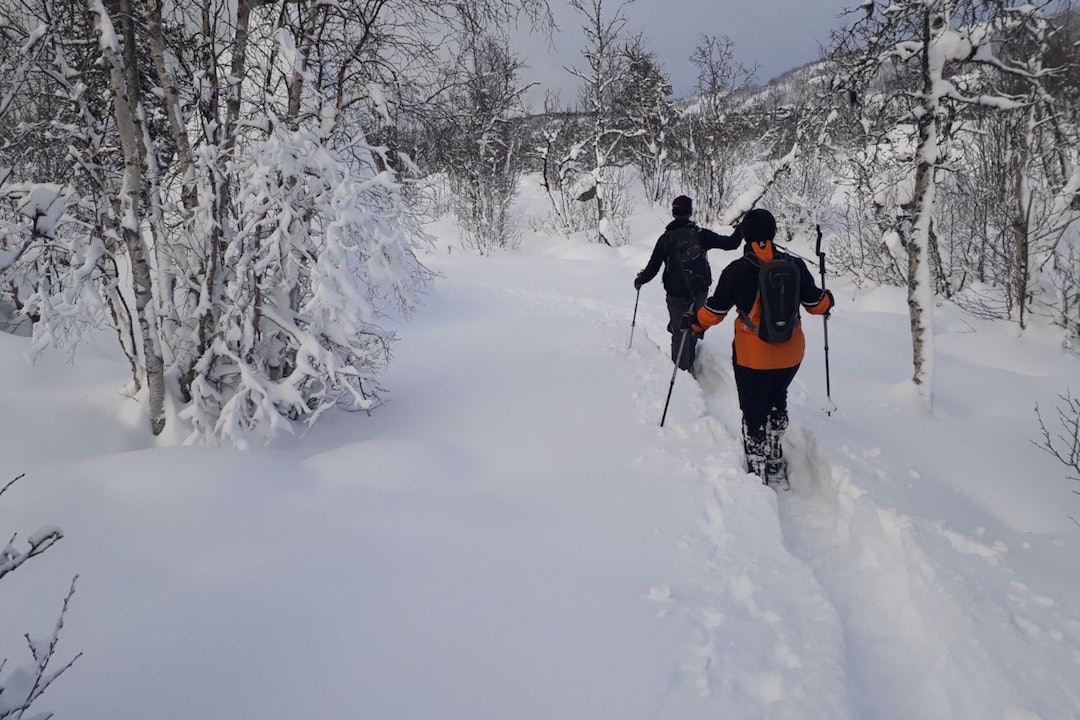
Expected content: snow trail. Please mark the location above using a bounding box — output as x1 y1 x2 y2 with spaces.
625 325 853 718
392 249 859 718
775 429 1080 720
5 231 1076 720
644 313 1077 720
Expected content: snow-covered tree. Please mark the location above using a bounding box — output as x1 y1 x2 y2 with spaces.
831 0 1073 406
566 0 637 246
534 99 594 234
755 73 844 244
610 35 677 204
0 0 550 446
438 35 530 254
675 34 756 225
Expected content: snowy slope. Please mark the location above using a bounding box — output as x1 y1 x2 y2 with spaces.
0 197 1078 720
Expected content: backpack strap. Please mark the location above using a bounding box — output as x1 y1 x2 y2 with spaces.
736 252 763 333
736 307 759 335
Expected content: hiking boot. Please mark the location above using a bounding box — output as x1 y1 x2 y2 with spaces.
765 411 788 465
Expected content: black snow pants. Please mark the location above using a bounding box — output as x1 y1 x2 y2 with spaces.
733 363 800 466
665 291 707 372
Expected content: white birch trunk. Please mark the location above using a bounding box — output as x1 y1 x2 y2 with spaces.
89 0 167 435
907 6 941 409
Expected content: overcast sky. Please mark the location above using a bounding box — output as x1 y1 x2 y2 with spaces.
511 0 854 109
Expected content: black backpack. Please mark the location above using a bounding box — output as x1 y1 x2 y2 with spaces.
665 225 711 296
738 251 802 343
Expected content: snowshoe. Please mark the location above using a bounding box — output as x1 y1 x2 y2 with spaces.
746 454 768 483
765 459 790 491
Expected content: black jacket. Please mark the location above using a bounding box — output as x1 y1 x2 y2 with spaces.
695 241 833 370
637 218 741 297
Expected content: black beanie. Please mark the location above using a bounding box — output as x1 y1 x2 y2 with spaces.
740 208 777 243
671 195 693 217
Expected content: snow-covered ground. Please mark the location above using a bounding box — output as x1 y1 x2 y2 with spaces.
2 186 1078 719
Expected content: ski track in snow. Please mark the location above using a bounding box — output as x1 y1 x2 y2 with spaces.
520 281 856 719
445 268 853 717
397 255 1077 720
610 295 1078 719
702 359 1076 717
618 330 848 719
777 434 1080 720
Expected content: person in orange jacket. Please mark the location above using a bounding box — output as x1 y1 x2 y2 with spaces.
689 208 833 482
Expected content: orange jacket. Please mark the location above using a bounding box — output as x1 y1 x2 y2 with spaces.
693 240 833 370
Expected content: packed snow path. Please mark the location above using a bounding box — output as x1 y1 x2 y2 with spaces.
695 341 1080 720
2 237 1077 720
365 247 855 719
372 242 1078 720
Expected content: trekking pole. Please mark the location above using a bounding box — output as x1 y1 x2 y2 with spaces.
660 329 690 427
815 225 834 416
628 287 640 349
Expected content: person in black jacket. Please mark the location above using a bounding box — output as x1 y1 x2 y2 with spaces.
690 208 834 482
634 195 741 372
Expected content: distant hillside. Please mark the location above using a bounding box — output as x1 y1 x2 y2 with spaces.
731 58 835 114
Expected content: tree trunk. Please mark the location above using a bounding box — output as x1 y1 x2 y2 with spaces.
145 0 194 204
89 0 167 435
1011 103 1039 331
907 8 937 408
286 3 328 129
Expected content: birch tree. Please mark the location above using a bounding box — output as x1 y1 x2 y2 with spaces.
0 0 551 445
611 35 677 204
88 0 168 435
567 0 635 246
676 34 756 225
831 0 1068 407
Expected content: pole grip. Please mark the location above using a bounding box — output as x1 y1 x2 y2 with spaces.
815 224 826 281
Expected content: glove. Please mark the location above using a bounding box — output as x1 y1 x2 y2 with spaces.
730 224 742 243
681 314 705 338
822 288 835 317
633 273 645 290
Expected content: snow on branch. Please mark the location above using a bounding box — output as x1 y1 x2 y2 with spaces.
0 183 68 239
0 475 80 720
0 476 63 583
180 120 427 447
0 577 81 720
